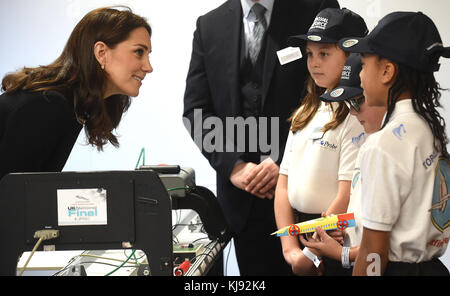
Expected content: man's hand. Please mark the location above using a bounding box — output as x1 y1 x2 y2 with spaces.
243 157 279 199
229 161 274 199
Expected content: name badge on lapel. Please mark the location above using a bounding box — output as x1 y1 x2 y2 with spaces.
277 47 302 65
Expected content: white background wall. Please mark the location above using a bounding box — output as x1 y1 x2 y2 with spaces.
1 0 449 275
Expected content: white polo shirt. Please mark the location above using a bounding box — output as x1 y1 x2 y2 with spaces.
345 143 366 248
280 102 365 214
357 99 450 262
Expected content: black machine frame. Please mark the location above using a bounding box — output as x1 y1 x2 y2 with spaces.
0 170 173 276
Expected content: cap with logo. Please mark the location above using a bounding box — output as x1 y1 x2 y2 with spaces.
339 11 450 72
289 8 368 44
320 53 363 102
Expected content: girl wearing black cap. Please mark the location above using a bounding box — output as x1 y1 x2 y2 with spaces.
300 53 387 275
274 8 368 275
338 11 450 276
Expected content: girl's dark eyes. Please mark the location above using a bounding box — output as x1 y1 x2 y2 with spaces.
305 51 329 57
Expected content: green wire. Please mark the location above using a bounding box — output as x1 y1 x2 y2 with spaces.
105 249 136 276
135 147 145 169
124 249 140 267
132 252 139 267
128 152 190 276
167 186 190 192
111 147 147 276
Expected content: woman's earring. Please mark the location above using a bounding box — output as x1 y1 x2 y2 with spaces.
101 63 105 70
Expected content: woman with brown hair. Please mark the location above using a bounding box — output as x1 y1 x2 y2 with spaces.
0 6 152 180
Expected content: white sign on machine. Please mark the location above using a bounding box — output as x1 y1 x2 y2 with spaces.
57 188 108 226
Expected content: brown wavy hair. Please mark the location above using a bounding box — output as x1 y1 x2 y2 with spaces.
289 76 349 133
1 6 152 150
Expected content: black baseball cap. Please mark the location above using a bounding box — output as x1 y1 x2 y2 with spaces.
339 11 450 72
289 8 368 44
320 53 363 102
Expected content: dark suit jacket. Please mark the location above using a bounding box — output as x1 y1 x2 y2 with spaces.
183 0 340 233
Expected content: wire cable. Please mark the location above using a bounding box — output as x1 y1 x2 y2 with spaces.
78 253 139 265
18 237 44 276
52 252 86 276
124 249 146 262
224 239 233 276
19 229 59 276
167 185 190 192
135 147 146 169
53 250 142 276
105 249 136 276
74 261 138 269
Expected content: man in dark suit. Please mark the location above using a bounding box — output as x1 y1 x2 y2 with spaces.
183 0 339 275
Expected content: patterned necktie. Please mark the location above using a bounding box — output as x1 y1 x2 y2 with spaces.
248 3 267 64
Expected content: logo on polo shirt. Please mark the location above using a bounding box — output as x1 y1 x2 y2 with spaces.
429 158 450 232
319 140 338 151
352 132 365 147
423 152 438 169
392 123 407 140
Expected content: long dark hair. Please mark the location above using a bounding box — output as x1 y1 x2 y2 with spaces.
1 6 152 150
382 62 449 158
